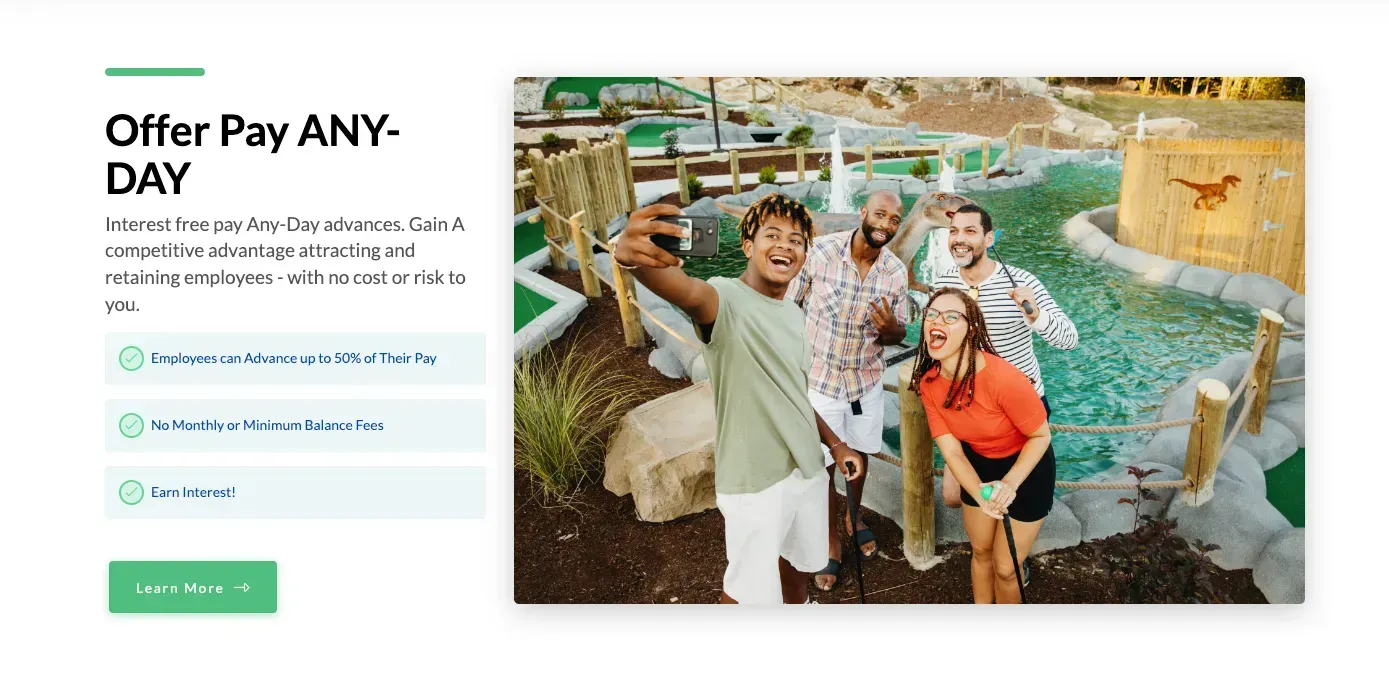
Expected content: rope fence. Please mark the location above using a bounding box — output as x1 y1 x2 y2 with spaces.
1272 375 1304 385
884 382 1202 434
867 451 1192 490
1218 384 1257 462
1283 330 1304 338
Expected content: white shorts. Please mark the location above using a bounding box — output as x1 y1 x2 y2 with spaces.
716 468 829 604
809 381 884 468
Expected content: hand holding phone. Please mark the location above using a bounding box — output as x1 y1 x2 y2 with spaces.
651 215 718 258
612 204 690 269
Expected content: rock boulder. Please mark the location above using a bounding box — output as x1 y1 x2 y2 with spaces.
1219 273 1298 313
1166 476 1291 570
1175 265 1233 297
1253 528 1305 603
603 382 717 522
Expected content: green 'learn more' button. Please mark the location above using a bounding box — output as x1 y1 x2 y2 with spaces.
108 561 277 613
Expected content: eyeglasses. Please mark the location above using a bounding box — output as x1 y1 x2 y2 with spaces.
925 308 965 325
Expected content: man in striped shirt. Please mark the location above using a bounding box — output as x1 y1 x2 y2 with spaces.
787 189 910 592
931 204 1078 512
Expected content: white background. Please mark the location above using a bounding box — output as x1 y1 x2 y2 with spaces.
0 2 1384 692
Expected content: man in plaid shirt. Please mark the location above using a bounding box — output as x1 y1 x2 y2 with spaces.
787 189 910 592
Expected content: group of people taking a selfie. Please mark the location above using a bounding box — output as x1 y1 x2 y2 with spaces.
612 190 1077 604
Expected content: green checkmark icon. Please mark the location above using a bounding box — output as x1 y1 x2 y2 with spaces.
119 480 144 505
119 345 144 371
119 413 144 439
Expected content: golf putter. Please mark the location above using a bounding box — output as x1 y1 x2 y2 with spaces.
981 483 1027 604
988 229 1035 317
844 460 867 604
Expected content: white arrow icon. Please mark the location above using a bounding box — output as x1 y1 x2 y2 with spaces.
234 583 250 592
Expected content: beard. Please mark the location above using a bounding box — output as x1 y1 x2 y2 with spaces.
951 242 986 268
859 220 894 249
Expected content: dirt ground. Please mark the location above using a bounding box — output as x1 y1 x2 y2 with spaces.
631 151 862 184
900 93 1058 136
514 111 753 130
512 269 1267 605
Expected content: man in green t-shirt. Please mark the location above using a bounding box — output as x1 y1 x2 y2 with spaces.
614 193 864 605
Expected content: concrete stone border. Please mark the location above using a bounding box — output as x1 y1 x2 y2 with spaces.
615 116 710 134
513 266 586 362
1063 203 1305 329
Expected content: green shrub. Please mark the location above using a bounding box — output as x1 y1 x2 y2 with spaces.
655 96 678 117
758 164 777 185
686 174 704 199
514 339 648 503
662 129 684 159
785 124 814 148
598 99 633 122
1094 466 1231 604
747 107 772 127
909 156 932 180
819 163 832 182
540 132 561 148
545 99 567 121
896 80 916 96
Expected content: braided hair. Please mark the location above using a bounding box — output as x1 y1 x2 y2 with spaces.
907 287 998 410
738 193 816 246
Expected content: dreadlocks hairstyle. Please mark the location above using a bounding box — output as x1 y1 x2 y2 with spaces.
907 287 999 410
737 193 816 246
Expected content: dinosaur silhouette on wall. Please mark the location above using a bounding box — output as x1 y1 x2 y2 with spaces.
1168 175 1241 210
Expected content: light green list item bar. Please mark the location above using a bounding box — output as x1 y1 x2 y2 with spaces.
105 68 205 77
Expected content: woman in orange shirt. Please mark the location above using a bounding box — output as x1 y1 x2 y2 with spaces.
909 287 1056 604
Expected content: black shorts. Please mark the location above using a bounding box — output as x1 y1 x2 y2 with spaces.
958 443 1057 523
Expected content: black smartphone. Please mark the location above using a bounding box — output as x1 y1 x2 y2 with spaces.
652 215 719 258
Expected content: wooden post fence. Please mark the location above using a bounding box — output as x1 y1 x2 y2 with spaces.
898 362 935 569
1041 126 1050 150
1181 379 1230 507
610 265 645 348
528 148 568 271
614 130 638 212
796 146 806 182
980 140 990 178
953 151 964 172
1247 309 1285 435
568 211 600 299
1006 127 1016 168
676 155 689 204
730 149 741 194
864 143 874 181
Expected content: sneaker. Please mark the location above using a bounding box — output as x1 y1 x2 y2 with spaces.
1022 559 1031 587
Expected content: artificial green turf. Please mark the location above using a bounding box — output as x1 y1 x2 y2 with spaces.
514 218 547 261
542 77 715 105
514 282 556 332
849 147 1005 176
625 123 697 147
1264 448 1305 528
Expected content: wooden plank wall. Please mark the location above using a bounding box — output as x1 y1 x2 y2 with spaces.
1116 138 1304 292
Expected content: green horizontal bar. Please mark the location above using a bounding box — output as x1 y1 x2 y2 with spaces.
105 68 204 77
